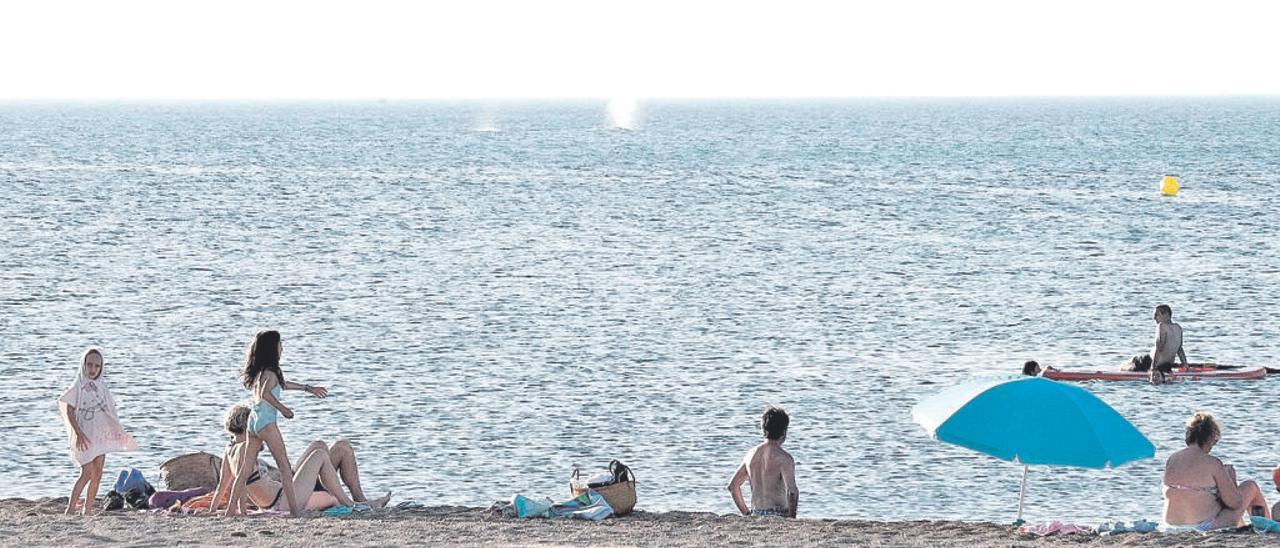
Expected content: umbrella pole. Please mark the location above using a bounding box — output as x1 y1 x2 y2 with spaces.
1016 465 1028 523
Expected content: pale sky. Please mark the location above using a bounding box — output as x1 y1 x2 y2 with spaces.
1 0 1278 99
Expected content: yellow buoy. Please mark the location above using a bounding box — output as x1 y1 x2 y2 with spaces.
1160 176 1179 196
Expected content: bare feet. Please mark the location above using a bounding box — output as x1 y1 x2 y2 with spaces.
368 492 393 510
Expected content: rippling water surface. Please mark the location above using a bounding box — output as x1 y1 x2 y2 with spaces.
1 99 1279 522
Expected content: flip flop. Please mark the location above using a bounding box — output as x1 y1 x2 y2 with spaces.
394 501 424 510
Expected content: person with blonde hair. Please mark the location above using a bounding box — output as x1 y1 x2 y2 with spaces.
1163 412 1269 530
206 404 390 514
58 348 137 515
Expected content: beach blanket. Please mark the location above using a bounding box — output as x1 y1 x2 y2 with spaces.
1018 521 1094 537
180 492 219 512
1096 519 1158 535
150 487 209 510
1158 521 1235 534
57 349 137 466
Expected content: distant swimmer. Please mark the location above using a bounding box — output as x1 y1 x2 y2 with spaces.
1120 304 1187 383
1022 360 1042 376
728 406 798 518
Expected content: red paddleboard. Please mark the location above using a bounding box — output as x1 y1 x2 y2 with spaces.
1043 366 1266 382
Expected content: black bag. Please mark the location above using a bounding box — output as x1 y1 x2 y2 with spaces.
588 460 633 488
101 490 125 511
102 469 156 510
124 489 152 510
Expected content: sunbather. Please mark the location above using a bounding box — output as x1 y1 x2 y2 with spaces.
1163 412 1268 530
206 404 390 513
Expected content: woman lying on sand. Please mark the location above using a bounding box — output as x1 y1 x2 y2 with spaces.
206 404 390 514
1163 412 1269 530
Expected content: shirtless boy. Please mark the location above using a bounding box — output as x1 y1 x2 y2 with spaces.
1121 305 1188 381
1122 304 1188 383
1150 304 1188 372
727 406 798 518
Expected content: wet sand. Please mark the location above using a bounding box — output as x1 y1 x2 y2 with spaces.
2 498 1276 547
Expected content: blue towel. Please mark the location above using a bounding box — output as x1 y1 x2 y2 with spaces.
323 505 353 517
1251 516 1280 533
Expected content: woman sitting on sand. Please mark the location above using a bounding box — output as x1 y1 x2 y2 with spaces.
206 404 390 513
1163 412 1269 530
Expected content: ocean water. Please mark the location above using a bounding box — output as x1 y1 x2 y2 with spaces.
1 99 1279 523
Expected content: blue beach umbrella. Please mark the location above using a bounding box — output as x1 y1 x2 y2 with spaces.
912 376 1155 522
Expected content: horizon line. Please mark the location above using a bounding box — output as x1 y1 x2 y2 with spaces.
3 93 1280 103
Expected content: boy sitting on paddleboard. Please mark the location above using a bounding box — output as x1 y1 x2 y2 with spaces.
1120 304 1187 383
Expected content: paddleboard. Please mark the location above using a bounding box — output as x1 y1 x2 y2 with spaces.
1042 366 1266 382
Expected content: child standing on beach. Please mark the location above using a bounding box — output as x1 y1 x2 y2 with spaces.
58 348 138 515
222 330 327 517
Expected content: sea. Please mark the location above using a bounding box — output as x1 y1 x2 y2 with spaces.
1 98 1278 523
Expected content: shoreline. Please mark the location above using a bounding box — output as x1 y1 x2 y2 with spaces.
4 498 1278 546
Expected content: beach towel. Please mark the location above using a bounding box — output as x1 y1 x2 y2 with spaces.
181 492 222 512
1096 519 1158 534
149 487 209 510
550 491 613 521
512 495 553 518
504 491 614 521
1159 520 1233 534
1250 516 1280 534
1018 521 1094 537
323 505 354 517
57 349 137 466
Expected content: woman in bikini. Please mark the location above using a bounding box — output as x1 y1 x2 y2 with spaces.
207 404 390 513
1163 412 1269 530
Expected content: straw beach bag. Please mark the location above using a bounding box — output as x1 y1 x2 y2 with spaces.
159 452 222 491
571 460 636 516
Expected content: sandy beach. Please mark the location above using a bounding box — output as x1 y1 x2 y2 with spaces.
4 498 1279 547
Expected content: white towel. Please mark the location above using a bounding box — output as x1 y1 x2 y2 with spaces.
57 348 138 466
